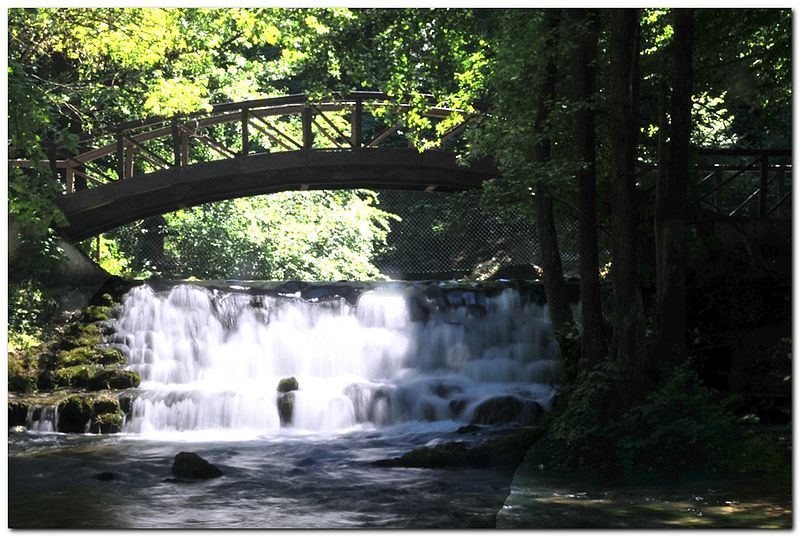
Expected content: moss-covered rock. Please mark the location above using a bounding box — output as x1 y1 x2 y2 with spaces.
57 346 96 367
57 395 92 433
54 364 100 389
90 411 124 434
91 394 121 415
95 347 126 365
88 368 140 391
277 377 299 393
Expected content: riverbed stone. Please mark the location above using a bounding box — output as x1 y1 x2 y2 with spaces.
172 452 223 479
277 376 299 393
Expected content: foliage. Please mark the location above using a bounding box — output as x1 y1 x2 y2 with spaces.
104 190 398 281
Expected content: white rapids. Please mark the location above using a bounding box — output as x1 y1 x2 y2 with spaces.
111 283 562 437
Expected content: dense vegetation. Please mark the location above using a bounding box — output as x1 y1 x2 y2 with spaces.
8 8 791 476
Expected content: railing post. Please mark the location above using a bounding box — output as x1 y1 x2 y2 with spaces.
65 167 74 194
171 118 181 167
351 98 363 149
241 106 250 156
116 130 126 181
775 167 786 219
181 135 189 167
759 153 769 217
125 147 134 179
302 106 314 149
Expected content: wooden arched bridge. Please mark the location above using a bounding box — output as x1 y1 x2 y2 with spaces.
9 92 499 241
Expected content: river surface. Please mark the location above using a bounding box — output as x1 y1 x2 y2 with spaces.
8 426 791 529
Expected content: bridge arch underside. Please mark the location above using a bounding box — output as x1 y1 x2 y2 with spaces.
56 148 497 241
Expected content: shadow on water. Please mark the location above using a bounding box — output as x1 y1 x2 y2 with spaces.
496 458 792 529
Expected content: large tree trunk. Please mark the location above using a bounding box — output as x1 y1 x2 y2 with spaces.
570 8 605 370
534 10 574 333
608 9 649 402
654 9 694 367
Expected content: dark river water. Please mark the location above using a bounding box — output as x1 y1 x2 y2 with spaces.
8 425 791 529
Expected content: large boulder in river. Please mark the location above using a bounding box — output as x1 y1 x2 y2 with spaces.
172 452 223 479
470 396 543 426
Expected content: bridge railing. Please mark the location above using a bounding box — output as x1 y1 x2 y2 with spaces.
694 149 792 220
10 92 479 195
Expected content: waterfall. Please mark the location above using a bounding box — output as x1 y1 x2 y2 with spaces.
113 282 561 436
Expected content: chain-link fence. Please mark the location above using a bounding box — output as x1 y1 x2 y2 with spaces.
84 189 586 281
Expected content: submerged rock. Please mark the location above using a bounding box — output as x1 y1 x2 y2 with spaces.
93 471 117 481
172 452 223 479
470 396 543 426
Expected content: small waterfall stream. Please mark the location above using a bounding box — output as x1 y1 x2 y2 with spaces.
111 282 561 437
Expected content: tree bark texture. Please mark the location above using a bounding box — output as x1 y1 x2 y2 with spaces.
608 9 649 400
654 9 694 367
569 8 605 370
534 10 574 333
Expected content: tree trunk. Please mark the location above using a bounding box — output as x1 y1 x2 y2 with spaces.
608 9 649 401
654 9 694 367
570 8 605 370
534 10 574 333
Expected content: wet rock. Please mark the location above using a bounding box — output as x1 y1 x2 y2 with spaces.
277 376 299 393
470 396 543 426
88 368 141 391
275 281 307 294
172 452 223 479
431 382 463 399
278 392 295 426
57 395 92 433
93 471 117 481
9 425 27 434
9 401 32 427
449 399 467 417
118 393 136 415
456 424 482 435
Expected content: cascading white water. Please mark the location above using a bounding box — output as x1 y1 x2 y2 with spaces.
113 283 561 437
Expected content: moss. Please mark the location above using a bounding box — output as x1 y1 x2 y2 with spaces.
88 368 140 390
96 347 125 365
57 347 96 367
91 394 121 415
53 364 100 389
277 376 299 393
90 411 124 434
8 353 38 393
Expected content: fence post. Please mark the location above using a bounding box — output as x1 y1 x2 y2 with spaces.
116 130 126 181
241 106 250 156
171 118 181 167
351 98 363 149
302 106 314 149
775 168 786 219
759 153 769 217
